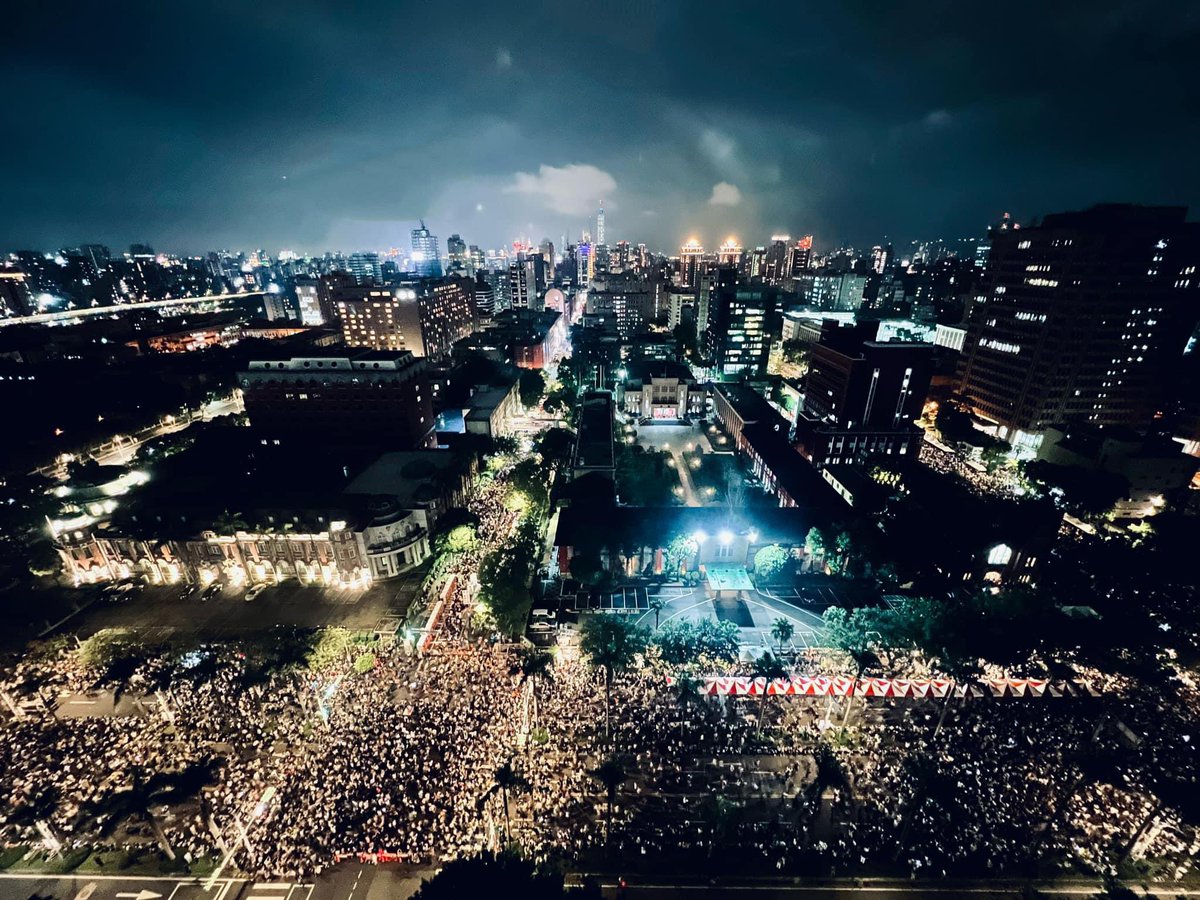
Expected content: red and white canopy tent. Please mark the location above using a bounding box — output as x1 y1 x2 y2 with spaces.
670 676 1099 698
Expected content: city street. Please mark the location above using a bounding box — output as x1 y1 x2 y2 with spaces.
0 869 426 900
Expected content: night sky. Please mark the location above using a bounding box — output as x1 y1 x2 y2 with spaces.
4 1 1200 254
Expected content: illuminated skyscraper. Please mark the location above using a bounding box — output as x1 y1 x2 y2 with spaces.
764 236 791 285
679 238 704 288
717 237 743 267
596 201 606 245
410 220 442 277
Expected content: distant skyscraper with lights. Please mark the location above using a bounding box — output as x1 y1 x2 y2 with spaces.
679 238 704 289
410 220 442 277
956 204 1200 450
763 236 791 285
717 237 742 268
596 202 606 246
446 234 468 275
704 267 780 378
347 252 382 285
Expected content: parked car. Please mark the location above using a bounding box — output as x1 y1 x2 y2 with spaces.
200 582 222 602
244 583 268 602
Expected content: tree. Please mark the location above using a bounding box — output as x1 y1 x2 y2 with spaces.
511 645 554 729
652 618 740 664
535 427 575 472
589 755 628 851
518 369 547 409
751 652 788 733
7 785 63 848
305 627 354 671
769 617 795 656
647 594 667 630
76 761 221 861
753 544 790 581
410 852 566 900
580 615 649 740
665 534 699 575
478 762 530 844
27 540 61 578
438 524 479 556
615 445 675 506
568 551 605 587
669 674 704 737
804 526 827 568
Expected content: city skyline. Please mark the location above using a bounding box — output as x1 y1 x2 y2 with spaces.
5 2 1200 254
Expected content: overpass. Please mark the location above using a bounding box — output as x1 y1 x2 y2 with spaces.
0 291 265 327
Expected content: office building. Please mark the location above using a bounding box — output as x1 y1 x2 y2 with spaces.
764 236 792 285
794 321 933 466
347 252 382 285
576 242 594 289
410 220 442 277
704 268 780 378
956 204 1200 450
446 234 469 275
586 273 654 337
596 202 606 245
473 272 495 321
239 351 434 448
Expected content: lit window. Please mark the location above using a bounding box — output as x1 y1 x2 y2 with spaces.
987 544 1013 566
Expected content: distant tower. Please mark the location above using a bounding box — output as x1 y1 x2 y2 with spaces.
410 220 442 277
596 201 606 246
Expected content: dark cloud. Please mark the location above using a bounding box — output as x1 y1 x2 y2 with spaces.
3 0 1199 253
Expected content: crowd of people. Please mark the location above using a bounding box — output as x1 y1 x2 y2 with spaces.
2 451 1200 884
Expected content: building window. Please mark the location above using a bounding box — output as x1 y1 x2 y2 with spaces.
987 544 1013 566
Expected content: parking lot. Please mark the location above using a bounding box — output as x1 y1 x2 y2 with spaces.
75 568 427 639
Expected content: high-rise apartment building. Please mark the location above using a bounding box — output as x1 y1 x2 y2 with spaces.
410 220 442 277
509 256 538 310
335 277 474 360
956 204 1200 450
703 267 779 378
294 276 324 326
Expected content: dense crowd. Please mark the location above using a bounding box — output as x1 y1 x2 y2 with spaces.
2 456 1200 883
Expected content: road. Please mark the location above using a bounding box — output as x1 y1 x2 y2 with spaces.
5 871 1199 900
587 877 1200 899
0 868 430 900
91 394 244 467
